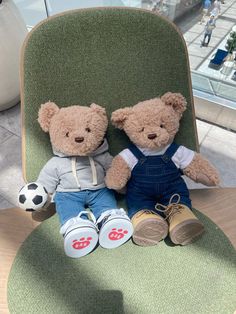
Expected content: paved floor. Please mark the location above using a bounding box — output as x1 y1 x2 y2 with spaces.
0 103 235 209
178 0 236 69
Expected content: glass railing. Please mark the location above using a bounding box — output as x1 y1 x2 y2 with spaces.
191 70 236 103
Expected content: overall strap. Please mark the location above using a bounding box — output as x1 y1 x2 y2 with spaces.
128 143 145 160
162 143 180 163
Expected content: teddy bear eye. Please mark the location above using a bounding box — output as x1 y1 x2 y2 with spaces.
139 127 144 132
160 124 164 128
85 127 91 132
65 132 69 137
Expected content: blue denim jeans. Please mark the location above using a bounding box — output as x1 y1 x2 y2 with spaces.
54 188 117 225
203 33 212 45
127 179 191 219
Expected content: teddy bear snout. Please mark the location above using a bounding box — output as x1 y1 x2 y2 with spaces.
147 133 157 140
75 136 84 143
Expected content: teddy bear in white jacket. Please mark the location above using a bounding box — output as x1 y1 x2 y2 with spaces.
19 102 133 258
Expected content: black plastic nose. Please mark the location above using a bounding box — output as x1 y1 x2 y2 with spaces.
147 133 157 140
75 137 84 143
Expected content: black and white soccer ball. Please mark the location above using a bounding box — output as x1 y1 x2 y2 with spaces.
18 182 48 211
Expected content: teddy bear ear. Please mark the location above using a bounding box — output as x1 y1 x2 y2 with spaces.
38 101 59 132
90 103 106 116
111 107 132 129
161 92 187 115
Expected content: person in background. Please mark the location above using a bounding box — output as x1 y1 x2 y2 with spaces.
211 0 221 19
200 0 211 24
201 14 216 47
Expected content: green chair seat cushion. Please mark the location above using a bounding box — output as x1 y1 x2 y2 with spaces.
8 208 236 314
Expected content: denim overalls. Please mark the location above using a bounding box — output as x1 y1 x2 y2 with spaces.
126 143 192 218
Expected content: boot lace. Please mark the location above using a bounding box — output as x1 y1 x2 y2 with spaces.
155 194 184 222
134 209 159 219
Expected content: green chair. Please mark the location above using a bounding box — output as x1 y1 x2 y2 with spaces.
9 8 236 314
21 7 198 185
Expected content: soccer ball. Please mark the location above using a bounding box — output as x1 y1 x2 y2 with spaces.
18 182 48 211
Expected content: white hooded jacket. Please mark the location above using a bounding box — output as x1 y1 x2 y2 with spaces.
37 139 113 194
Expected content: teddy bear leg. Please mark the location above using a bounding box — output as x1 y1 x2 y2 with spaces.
131 210 168 246
167 204 205 245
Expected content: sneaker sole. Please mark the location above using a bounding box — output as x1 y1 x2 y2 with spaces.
64 226 98 258
133 218 168 247
99 217 133 249
169 219 205 245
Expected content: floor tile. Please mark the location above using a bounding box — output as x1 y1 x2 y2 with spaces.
188 24 205 34
189 55 204 70
196 119 213 144
0 135 25 209
200 135 236 187
184 31 201 43
0 195 14 210
207 125 236 147
188 43 211 58
185 123 236 189
211 27 232 38
0 126 13 144
214 19 235 29
223 13 236 19
191 34 204 46
0 103 21 137
215 106 236 130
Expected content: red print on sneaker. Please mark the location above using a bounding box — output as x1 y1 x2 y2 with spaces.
72 237 92 250
108 228 128 241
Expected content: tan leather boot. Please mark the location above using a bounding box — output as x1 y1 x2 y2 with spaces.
166 204 204 245
131 210 168 246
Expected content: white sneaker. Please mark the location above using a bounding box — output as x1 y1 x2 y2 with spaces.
62 211 98 258
98 208 133 249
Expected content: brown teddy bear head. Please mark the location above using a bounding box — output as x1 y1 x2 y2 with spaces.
111 92 187 150
38 102 108 156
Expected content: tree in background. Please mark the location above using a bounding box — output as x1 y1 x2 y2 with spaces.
225 31 236 54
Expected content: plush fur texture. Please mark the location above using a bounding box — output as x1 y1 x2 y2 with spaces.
111 93 186 151
38 102 108 156
105 92 220 189
183 153 219 186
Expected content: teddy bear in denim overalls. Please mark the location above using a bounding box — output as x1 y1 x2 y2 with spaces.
105 92 220 246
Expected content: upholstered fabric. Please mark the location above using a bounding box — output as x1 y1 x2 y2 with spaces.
8 209 236 313
21 7 197 182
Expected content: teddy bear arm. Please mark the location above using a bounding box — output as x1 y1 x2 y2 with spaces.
101 152 114 172
183 153 220 186
105 155 131 190
37 159 59 194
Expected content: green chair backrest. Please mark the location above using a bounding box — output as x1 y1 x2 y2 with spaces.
21 7 198 182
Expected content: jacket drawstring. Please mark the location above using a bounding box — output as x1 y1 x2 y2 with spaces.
89 156 98 186
71 156 98 189
72 157 81 189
